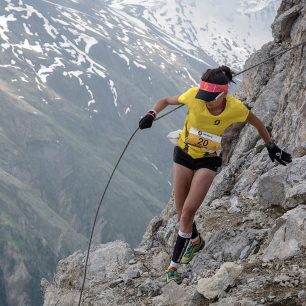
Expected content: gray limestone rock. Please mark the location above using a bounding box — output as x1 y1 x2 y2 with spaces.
262 205 306 261
43 241 133 306
138 278 161 297
196 262 243 299
87 241 133 279
258 157 306 209
152 282 201 306
211 297 262 306
272 4 303 42
194 228 267 268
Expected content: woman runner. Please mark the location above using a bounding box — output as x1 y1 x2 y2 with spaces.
139 66 292 283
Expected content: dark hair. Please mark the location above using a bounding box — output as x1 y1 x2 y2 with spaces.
201 65 234 84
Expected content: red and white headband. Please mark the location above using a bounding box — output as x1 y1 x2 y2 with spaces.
199 81 228 93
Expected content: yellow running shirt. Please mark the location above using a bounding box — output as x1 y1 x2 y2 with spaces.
177 86 250 159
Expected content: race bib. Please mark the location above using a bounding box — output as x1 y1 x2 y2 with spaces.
186 127 221 152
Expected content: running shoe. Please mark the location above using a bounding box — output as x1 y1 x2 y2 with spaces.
180 236 205 264
165 267 181 284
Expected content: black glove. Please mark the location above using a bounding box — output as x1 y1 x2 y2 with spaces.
139 109 156 129
265 141 292 166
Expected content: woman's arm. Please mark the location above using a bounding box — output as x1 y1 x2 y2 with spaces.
152 95 181 114
139 95 181 129
246 111 271 144
246 111 292 166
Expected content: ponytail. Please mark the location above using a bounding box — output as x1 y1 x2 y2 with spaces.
218 65 233 83
201 65 234 85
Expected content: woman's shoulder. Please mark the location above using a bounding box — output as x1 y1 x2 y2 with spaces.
178 86 199 105
226 95 247 108
226 94 243 104
182 86 199 95
226 95 250 121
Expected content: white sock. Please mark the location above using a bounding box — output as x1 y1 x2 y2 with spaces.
191 235 200 244
169 261 180 269
178 230 192 239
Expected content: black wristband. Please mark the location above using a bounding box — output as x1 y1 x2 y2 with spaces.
265 140 276 150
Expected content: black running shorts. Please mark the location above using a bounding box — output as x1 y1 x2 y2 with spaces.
173 146 222 172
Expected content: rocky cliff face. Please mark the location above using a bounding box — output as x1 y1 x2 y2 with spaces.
42 0 306 305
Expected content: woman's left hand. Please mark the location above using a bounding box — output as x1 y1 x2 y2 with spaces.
266 142 292 166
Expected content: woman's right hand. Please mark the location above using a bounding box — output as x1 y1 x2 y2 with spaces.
139 109 156 129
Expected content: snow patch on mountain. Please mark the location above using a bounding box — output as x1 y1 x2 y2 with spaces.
0 0 280 122
109 0 281 70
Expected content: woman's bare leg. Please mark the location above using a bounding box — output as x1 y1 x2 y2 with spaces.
172 162 194 221
180 168 217 233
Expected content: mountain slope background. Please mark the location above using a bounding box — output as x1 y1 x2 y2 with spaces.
0 0 280 305
43 0 306 305
109 0 281 71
